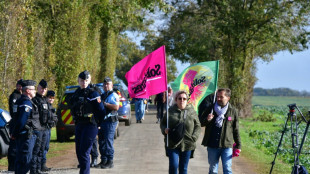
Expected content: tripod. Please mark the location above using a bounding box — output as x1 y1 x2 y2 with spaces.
270 103 309 174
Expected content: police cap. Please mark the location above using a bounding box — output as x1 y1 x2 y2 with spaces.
78 70 90 80
16 79 23 85
46 90 55 97
39 79 48 88
21 80 36 87
104 77 112 83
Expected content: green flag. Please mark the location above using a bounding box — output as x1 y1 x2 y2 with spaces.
171 61 219 112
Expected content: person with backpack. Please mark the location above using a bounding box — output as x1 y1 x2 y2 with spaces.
95 77 119 169
160 90 201 174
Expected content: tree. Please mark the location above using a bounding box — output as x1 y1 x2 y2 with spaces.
156 0 310 117
116 34 177 85
90 0 169 82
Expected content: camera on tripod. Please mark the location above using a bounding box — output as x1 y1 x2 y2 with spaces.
288 103 297 110
270 103 309 174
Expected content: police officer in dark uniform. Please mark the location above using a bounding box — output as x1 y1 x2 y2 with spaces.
67 70 105 174
11 80 39 174
7 79 23 171
31 79 49 174
41 90 58 171
96 77 119 169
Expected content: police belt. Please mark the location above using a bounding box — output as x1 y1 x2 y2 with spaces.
83 113 93 118
103 115 118 123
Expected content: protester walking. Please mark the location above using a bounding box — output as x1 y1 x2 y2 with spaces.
160 90 201 174
199 88 241 174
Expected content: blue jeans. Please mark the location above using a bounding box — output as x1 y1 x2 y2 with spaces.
135 99 145 121
98 121 118 162
167 148 191 174
207 147 232 174
15 133 37 174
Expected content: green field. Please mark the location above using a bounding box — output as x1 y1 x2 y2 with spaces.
252 96 310 107
241 96 310 173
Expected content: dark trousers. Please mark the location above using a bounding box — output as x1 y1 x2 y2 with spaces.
75 123 98 174
90 138 98 159
15 133 37 174
157 102 164 119
98 121 117 162
8 139 16 171
41 129 50 165
31 130 45 172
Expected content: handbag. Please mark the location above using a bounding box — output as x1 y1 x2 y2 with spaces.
168 110 187 144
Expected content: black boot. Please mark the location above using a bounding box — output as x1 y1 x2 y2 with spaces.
41 163 51 171
94 160 107 168
90 157 98 167
102 160 114 169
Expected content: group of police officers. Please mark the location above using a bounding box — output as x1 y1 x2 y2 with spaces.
8 79 57 174
8 70 119 174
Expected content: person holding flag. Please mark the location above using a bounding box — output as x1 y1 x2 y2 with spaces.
199 88 241 174
160 90 201 174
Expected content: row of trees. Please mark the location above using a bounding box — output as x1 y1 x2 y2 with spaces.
1 0 310 117
254 87 310 96
0 0 176 109
151 0 310 117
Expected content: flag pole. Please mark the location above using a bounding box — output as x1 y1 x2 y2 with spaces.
166 90 169 147
211 88 217 114
163 46 169 147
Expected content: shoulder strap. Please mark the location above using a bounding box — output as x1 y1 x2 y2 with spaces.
102 91 115 101
183 110 188 120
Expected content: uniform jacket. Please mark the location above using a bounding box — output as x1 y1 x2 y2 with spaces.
9 90 21 117
47 103 58 128
160 104 201 152
69 85 105 124
200 103 241 149
12 95 41 137
32 93 49 129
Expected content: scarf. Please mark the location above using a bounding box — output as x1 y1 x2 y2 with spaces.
214 101 229 128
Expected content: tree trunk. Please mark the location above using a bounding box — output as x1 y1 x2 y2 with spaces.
99 26 118 82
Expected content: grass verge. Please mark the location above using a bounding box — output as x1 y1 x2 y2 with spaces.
240 117 293 174
0 128 74 168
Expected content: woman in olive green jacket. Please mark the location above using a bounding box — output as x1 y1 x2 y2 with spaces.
160 90 201 174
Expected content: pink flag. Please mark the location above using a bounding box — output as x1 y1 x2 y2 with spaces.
125 46 167 98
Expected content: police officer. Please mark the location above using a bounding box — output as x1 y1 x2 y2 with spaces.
67 70 105 174
95 77 119 169
11 80 39 174
41 90 58 171
31 79 49 174
7 79 23 171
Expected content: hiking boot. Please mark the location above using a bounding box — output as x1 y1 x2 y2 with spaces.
101 160 114 169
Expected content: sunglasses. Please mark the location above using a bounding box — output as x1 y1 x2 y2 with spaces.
178 97 187 101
